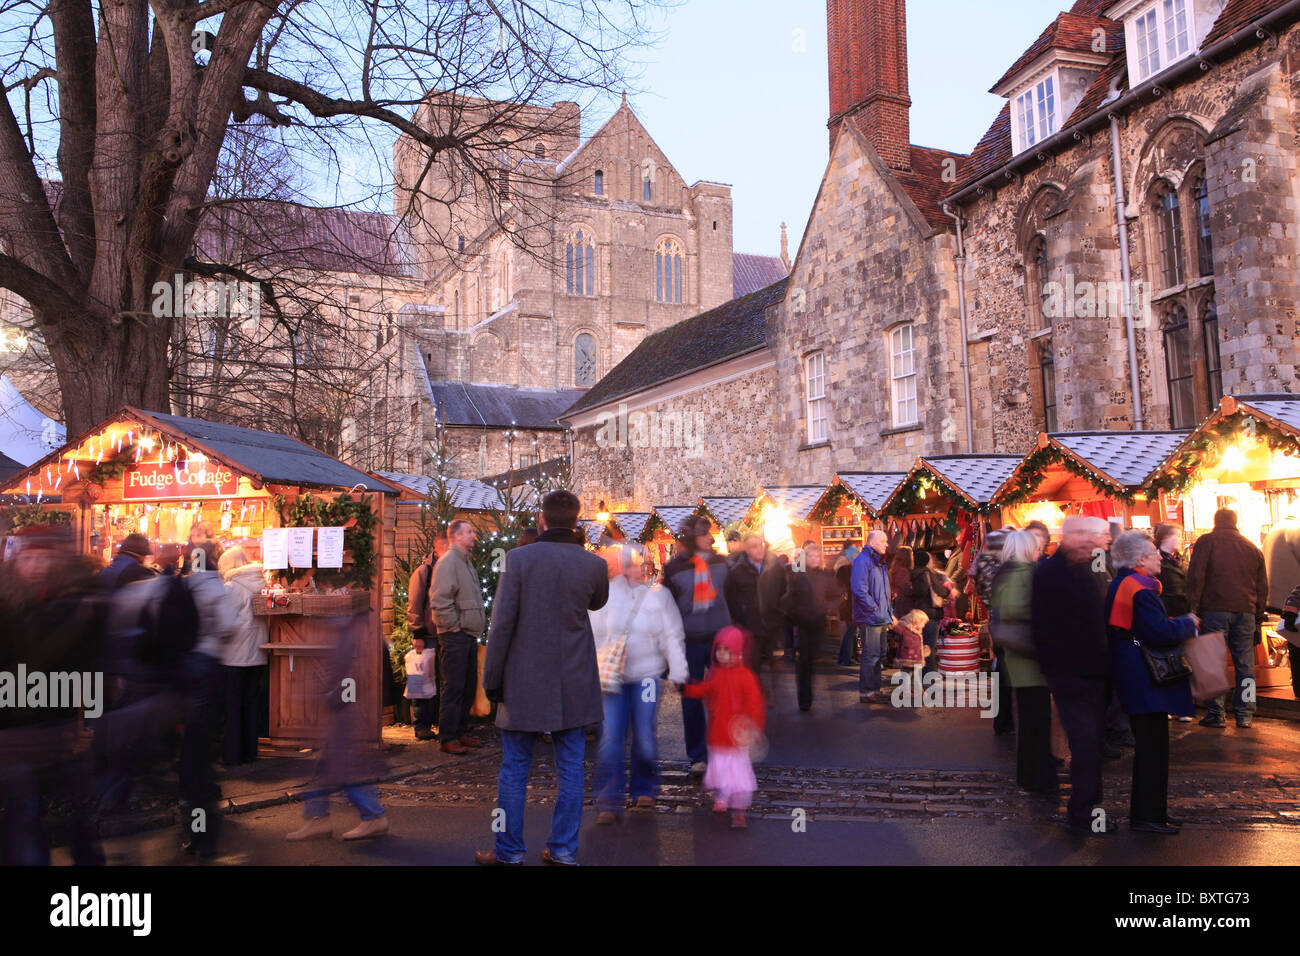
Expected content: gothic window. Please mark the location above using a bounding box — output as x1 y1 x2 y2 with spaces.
497 168 510 202
574 333 597 387
655 237 683 304
457 235 465 253
534 142 546 159
566 229 595 296
805 351 827 444
1202 299 1222 405
889 324 918 428
643 179 653 202
1151 180 1184 288
1163 306 1196 428
1040 341 1058 432
594 170 604 195
1029 235 1051 330
497 252 509 310
1193 173 1213 278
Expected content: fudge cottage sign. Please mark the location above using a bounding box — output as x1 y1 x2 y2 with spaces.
123 461 239 500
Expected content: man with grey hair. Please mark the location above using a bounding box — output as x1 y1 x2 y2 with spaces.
1031 515 1114 834
431 519 485 754
852 529 896 703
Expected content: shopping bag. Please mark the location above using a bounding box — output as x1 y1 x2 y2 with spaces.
596 636 629 695
1182 630 1232 702
471 643 491 717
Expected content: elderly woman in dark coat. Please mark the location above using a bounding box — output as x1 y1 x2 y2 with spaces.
1106 531 1200 835
1154 523 1190 617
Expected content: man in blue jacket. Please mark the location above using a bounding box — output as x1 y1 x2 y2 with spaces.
852 530 896 703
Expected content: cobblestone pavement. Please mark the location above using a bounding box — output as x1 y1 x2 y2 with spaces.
381 755 1300 830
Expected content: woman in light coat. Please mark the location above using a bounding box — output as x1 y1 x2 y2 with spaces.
219 547 269 765
591 543 688 823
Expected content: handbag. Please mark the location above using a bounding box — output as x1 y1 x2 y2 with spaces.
1134 636 1193 686
596 588 647 695
1181 630 1232 702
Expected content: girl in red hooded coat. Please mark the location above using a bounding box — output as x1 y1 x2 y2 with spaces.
682 626 766 828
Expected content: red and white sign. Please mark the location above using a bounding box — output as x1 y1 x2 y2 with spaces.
123 460 239 500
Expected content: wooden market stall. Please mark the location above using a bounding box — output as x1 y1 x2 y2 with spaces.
808 473 908 560
1 407 402 747
639 504 710 577
375 471 515 558
990 431 1189 534
751 485 828 557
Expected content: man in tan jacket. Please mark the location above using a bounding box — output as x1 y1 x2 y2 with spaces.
431 520 486 754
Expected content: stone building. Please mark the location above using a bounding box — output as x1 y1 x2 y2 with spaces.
568 0 1300 514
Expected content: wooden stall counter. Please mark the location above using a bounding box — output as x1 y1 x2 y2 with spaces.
255 590 379 748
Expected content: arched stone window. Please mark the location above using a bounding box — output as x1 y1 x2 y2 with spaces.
594 170 604 195
566 229 595 296
1192 172 1213 278
1039 340 1058 432
1162 305 1195 428
574 333 597 387
1150 180 1185 288
1028 235 1051 330
655 237 683 304
1201 298 1222 404
534 142 546 159
497 252 509 310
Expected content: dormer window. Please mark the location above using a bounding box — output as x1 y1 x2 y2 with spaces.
1120 0 1194 83
1015 75 1057 152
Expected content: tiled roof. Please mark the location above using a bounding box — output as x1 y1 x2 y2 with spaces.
375 471 507 511
581 520 607 546
763 485 829 522
429 382 585 430
0 450 21 483
1235 394 1300 434
701 496 758 527
991 13 1123 93
1052 431 1191 487
562 278 787 417
732 254 788 298
478 455 569 488
610 512 651 540
837 472 908 515
949 0 1295 198
895 145 972 229
923 455 1024 506
652 505 700 536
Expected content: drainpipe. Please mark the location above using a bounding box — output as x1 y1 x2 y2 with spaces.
941 202 975 453
1107 72 1145 430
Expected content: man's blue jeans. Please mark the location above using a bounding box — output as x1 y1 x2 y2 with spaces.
682 641 712 765
1203 611 1258 719
838 621 864 666
303 786 384 821
858 624 889 694
495 727 585 864
594 681 659 813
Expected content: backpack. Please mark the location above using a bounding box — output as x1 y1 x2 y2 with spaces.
136 572 199 667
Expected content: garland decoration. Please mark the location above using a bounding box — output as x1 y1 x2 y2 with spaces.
273 492 379 588
996 444 1132 508
885 469 991 518
1147 412 1300 496
809 483 853 523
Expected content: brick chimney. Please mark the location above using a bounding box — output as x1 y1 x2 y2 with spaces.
827 0 912 171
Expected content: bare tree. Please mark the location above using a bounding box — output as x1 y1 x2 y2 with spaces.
0 0 670 433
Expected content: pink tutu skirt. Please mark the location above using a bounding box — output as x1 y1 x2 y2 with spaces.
704 746 756 809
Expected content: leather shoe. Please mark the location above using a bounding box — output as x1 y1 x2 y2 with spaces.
1236 717 1253 729
634 796 656 809
341 816 389 841
474 850 522 866
541 848 578 866
596 811 620 825
1199 714 1227 728
1130 820 1180 835
458 735 484 748
1165 815 1184 826
286 817 334 842
440 740 469 755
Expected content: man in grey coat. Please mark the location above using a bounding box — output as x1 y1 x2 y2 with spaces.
475 490 610 866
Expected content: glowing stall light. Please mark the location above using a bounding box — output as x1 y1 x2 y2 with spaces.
763 505 792 548
1221 444 1247 473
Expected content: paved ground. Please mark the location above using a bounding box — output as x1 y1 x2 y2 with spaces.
45 643 1300 865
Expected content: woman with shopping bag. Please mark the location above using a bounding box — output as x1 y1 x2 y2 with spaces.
1105 532 1200 835
591 543 688 824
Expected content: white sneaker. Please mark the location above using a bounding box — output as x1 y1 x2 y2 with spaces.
341 816 389 841
286 817 334 842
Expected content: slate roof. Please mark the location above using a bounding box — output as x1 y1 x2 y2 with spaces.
990 13 1123 93
949 0 1295 197
1052 431 1191 488
652 505 700 536
478 455 569 488
837 472 908 515
1235 394 1300 434
581 520 607 546
763 485 829 522
374 471 507 511
562 278 787 418
0 450 22 483
610 512 651 540
921 455 1024 506
732 254 788 298
430 382 585 429
701 496 758 527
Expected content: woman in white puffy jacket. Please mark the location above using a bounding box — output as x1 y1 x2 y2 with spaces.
219 547 269 765
590 543 688 823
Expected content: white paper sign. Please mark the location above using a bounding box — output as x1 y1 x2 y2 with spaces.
288 527 315 568
262 528 289 570
316 526 345 569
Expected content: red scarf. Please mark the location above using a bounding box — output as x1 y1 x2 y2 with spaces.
692 553 716 612
1108 571 1161 631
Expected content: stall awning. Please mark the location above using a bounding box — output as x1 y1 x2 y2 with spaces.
700 496 758 527
883 455 1023 514
833 472 908 516
761 485 827 522
991 431 1189 504
3 406 401 497
651 505 700 537
610 512 651 541
1144 394 1300 493
376 471 507 511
